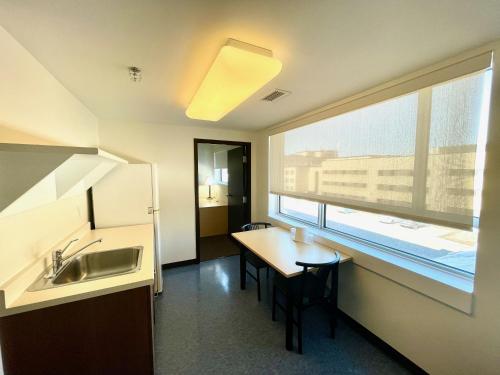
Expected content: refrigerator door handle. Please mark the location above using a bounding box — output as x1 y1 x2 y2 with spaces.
148 207 160 214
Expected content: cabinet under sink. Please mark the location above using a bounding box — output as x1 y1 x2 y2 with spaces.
0 286 154 375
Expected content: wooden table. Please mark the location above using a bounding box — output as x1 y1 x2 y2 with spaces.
232 226 351 351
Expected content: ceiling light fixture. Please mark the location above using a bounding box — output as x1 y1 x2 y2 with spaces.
185 39 282 121
128 66 142 82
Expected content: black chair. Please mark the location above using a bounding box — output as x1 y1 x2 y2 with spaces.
272 254 340 354
241 222 272 301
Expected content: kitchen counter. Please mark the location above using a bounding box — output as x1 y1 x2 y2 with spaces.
199 198 227 208
0 223 155 317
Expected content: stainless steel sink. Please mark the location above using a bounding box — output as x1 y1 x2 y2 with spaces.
28 246 143 292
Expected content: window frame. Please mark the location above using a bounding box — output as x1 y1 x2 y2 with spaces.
265 53 496 313
271 193 476 277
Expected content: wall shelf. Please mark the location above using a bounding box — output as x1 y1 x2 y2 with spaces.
0 143 127 218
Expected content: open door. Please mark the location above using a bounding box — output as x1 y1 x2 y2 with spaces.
227 146 250 233
194 139 251 262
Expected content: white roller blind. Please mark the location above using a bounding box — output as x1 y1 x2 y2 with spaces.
270 58 492 229
269 52 492 136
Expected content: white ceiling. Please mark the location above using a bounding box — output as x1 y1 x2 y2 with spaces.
1 0 500 131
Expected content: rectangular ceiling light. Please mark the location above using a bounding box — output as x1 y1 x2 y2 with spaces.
185 39 282 121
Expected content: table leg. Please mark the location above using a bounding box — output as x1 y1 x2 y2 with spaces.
285 289 293 351
239 245 246 290
330 266 339 338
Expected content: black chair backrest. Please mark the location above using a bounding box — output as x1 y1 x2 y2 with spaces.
241 222 272 231
295 254 341 304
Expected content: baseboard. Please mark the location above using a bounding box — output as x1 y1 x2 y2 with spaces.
338 310 428 375
162 259 198 269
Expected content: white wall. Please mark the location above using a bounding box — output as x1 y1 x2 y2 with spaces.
255 44 500 374
0 26 100 374
98 120 257 264
0 23 100 284
197 143 215 185
0 22 99 282
0 194 88 285
0 25 98 146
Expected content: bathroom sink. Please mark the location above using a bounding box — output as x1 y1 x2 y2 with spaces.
28 246 143 291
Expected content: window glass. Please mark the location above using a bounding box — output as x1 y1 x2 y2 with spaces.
268 193 278 215
214 168 229 184
325 204 477 273
279 196 319 224
221 168 228 184
214 169 222 183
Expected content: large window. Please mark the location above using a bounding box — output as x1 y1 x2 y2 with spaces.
269 65 492 275
270 70 491 228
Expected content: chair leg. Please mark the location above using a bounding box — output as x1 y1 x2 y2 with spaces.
297 308 303 354
257 268 261 302
272 285 277 321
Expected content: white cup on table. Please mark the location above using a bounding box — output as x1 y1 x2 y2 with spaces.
290 226 313 243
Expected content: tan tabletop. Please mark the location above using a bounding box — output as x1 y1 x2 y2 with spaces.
232 226 351 278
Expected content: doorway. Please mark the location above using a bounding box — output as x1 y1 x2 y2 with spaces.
194 139 251 262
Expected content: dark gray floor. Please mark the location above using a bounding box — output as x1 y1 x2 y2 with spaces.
154 255 410 374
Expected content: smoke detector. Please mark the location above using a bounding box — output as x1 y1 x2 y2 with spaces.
261 89 290 102
128 66 142 82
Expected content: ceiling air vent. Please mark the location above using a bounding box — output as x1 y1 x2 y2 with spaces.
261 89 291 102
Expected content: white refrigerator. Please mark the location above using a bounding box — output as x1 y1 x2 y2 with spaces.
92 163 163 294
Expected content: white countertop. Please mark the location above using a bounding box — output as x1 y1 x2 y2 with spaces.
0 224 155 317
199 199 228 208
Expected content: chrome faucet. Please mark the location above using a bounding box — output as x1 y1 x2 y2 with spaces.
52 238 78 275
51 238 103 276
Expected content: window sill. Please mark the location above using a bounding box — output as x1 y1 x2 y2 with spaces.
268 213 474 314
